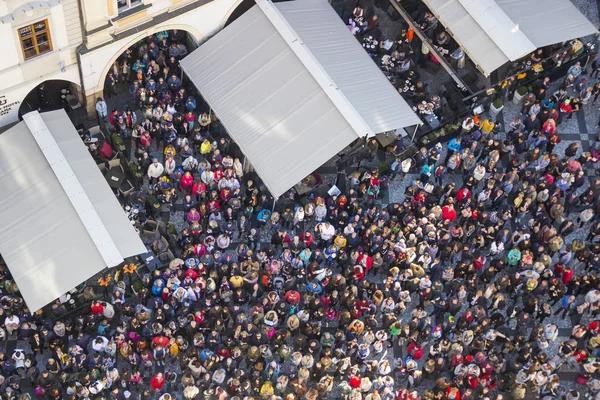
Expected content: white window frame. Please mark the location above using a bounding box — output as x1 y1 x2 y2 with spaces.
117 0 142 13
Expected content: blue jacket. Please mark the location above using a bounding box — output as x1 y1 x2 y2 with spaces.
448 139 461 152
186 97 197 111
561 295 577 310
167 77 182 91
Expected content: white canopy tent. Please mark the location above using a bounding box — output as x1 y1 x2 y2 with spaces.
276 0 421 133
180 0 420 198
0 110 146 311
423 0 598 76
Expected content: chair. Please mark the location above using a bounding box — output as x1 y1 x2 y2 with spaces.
159 236 174 262
88 125 105 141
142 220 161 236
108 158 124 173
119 180 135 197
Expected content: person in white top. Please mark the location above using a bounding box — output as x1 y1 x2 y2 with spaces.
319 222 335 243
4 314 19 335
92 336 109 353
147 158 164 184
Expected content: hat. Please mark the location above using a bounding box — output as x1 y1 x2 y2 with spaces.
152 158 158 162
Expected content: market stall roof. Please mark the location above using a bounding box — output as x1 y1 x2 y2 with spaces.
180 0 419 198
423 0 598 77
0 110 146 311
275 0 421 132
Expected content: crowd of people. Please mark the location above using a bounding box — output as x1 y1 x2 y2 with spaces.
3 9 600 400
348 5 445 131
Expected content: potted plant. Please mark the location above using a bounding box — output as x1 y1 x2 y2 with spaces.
379 162 390 174
167 222 177 238
129 161 142 177
113 134 126 152
147 195 160 209
489 98 504 119
513 86 528 104
129 161 143 186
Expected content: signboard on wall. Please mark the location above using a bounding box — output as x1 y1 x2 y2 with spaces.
0 96 21 121
0 96 21 117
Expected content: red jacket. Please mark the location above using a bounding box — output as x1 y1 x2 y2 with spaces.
456 188 471 203
181 175 194 191
356 254 373 271
152 336 169 349
91 303 104 315
562 269 573 285
300 232 313 247
150 375 165 391
442 206 456 222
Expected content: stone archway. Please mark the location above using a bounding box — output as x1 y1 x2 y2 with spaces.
82 25 201 116
97 25 202 96
18 79 83 120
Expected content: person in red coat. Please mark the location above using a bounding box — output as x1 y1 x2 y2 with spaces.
150 372 165 391
562 267 573 285
356 253 373 272
180 171 194 193
407 342 423 360
442 204 457 222
91 301 104 316
455 187 471 203
300 231 313 247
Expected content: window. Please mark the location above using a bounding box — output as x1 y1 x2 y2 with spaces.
18 20 52 61
118 0 142 13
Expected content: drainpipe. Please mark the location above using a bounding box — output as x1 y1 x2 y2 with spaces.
75 0 88 111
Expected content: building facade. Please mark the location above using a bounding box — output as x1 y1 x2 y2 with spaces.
0 0 83 127
0 0 244 128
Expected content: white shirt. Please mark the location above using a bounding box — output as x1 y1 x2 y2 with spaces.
5 315 19 327
147 162 164 178
92 336 109 352
320 224 335 240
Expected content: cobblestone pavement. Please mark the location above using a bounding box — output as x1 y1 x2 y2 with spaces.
12 1 600 399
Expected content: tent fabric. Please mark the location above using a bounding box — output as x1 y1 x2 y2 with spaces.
41 110 146 259
275 0 421 132
423 0 598 76
0 110 145 311
495 0 598 49
180 0 420 197
180 4 360 198
458 0 535 61
22 112 123 268
422 0 508 77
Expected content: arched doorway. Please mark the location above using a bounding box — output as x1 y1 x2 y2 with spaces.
98 28 200 113
224 0 255 26
18 79 83 118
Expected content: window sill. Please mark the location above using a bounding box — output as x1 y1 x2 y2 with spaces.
113 3 152 22
20 50 55 65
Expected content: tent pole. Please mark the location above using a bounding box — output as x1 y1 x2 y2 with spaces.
411 125 419 142
272 197 277 212
207 107 211 136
